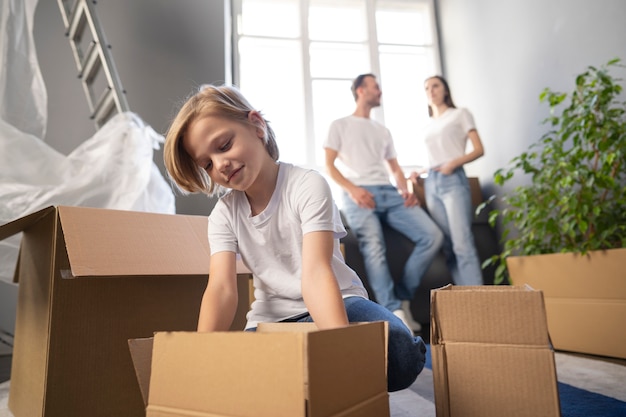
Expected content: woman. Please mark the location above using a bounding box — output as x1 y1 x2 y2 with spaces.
410 75 484 285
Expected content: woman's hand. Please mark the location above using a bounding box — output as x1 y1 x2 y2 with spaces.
433 161 456 175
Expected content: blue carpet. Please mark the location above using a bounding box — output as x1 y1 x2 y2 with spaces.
558 382 626 417
421 344 626 417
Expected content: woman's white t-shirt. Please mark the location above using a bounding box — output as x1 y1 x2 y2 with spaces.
422 107 476 168
208 162 368 329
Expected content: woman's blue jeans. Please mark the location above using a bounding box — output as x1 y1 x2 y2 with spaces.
424 168 482 285
341 185 443 311
248 296 427 392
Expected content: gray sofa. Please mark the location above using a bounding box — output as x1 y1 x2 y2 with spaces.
340 178 500 338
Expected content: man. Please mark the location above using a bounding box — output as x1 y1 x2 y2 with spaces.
324 73 443 332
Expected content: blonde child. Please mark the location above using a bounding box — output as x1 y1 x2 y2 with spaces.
163 84 426 391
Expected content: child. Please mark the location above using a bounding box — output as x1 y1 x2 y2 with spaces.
163 84 426 392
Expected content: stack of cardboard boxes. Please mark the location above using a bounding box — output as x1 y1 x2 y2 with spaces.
430 285 561 417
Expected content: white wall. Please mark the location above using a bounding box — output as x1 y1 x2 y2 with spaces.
436 0 626 198
33 0 230 215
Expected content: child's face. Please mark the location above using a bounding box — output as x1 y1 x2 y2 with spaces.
183 112 269 192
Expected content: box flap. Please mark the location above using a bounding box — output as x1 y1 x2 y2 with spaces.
58 206 210 277
147 331 306 417
257 322 319 333
258 322 389 417
128 337 154 407
431 285 551 346
0 206 55 241
306 322 388 417
6 206 58 416
57 206 249 277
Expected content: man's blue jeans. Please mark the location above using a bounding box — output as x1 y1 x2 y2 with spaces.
267 296 427 392
341 185 443 311
424 168 482 285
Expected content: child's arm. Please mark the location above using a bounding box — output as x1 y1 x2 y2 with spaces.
197 251 239 332
301 230 349 329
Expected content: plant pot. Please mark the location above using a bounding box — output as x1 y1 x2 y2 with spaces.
506 248 626 359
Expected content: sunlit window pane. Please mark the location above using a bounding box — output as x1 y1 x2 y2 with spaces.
238 37 306 165
310 42 369 78
235 0 441 171
311 79 355 165
379 45 436 168
376 1 432 45
309 0 367 42
241 0 300 38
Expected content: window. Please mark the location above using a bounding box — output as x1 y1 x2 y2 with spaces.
232 0 441 172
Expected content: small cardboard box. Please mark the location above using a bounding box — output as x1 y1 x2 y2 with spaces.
128 322 390 417
430 285 561 417
0 206 252 417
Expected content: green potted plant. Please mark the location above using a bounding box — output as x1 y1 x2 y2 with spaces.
480 58 626 358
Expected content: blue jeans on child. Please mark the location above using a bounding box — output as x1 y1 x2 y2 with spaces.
341 185 443 311
253 296 427 392
424 168 482 285
342 296 427 391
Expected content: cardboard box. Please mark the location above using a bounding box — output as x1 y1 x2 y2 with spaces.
0 206 252 417
128 322 390 417
430 285 561 417
507 248 626 359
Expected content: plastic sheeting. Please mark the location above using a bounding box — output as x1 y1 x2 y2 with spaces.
0 0 176 283
0 0 47 138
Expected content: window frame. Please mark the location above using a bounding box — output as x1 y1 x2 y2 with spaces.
230 0 443 172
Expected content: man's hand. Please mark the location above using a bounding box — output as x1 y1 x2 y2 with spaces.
349 186 375 209
401 189 420 207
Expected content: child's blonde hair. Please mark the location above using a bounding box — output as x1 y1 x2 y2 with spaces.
164 84 279 195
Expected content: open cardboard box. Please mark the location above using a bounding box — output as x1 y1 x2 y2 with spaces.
0 206 252 417
128 321 390 417
430 285 561 417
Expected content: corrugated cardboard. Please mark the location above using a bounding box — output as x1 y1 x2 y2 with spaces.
0 206 252 417
129 322 390 417
507 248 626 359
430 285 561 417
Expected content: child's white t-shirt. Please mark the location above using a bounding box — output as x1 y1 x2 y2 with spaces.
208 162 368 329
422 107 476 168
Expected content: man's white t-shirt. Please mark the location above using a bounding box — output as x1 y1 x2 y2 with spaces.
208 162 368 329
324 115 396 186
422 107 476 168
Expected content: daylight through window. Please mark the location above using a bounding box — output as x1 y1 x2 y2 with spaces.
232 0 441 172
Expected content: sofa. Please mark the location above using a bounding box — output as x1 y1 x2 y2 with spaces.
340 177 500 337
